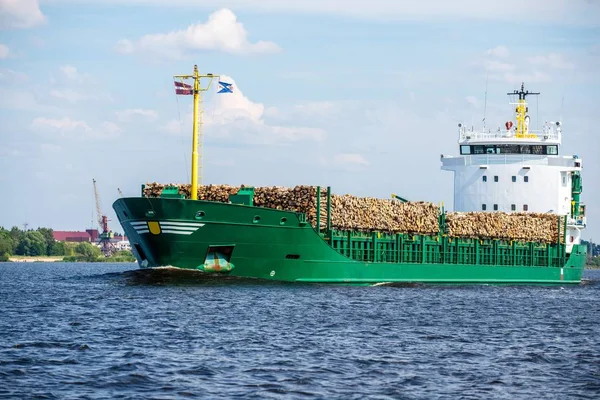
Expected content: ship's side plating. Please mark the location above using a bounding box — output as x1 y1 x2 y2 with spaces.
113 196 586 285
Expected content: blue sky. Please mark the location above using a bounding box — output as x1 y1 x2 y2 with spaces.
1 0 599 240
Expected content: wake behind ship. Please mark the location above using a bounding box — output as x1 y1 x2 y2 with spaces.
113 67 587 285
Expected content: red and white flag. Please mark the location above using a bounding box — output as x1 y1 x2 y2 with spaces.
174 81 193 95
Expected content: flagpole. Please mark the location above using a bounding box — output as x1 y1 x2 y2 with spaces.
173 65 219 200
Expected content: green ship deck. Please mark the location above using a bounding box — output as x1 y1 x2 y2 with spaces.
112 195 586 285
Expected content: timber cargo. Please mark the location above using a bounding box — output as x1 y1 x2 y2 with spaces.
141 182 563 243
112 68 587 285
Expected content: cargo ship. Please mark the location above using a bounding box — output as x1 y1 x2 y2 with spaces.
113 66 587 284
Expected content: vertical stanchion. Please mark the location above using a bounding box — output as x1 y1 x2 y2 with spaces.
326 186 332 238
316 186 321 235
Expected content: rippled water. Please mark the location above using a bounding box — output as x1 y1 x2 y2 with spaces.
0 262 599 399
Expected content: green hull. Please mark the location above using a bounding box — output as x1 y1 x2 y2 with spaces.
112 197 586 285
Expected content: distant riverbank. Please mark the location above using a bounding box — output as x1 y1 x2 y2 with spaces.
6 255 135 263
9 256 64 262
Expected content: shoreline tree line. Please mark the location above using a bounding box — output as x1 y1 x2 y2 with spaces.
0 226 134 262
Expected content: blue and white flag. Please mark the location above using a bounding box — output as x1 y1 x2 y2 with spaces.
217 81 233 93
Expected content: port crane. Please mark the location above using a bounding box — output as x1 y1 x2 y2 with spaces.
92 178 115 256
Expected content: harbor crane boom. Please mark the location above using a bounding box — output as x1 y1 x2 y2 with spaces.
92 178 115 256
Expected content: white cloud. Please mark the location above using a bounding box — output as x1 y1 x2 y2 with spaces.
0 87 57 111
165 74 325 144
476 46 563 84
59 65 90 84
0 68 28 82
503 71 552 84
292 102 339 118
465 96 479 107
50 89 84 103
32 117 91 131
0 43 8 58
206 75 325 144
486 45 509 58
115 39 134 54
528 53 575 69
207 75 264 125
333 153 369 166
484 59 516 73
31 117 122 139
163 119 182 135
0 0 45 28
61 65 78 80
116 108 158 122
116 8 281 59
46 66 112 103
100 121 121 136
40 143 61 152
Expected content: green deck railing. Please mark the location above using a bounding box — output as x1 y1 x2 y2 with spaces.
315 186 567 268
329 231 565 268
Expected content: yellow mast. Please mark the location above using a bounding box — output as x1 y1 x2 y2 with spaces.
174 65 219 200
516 96 526 138
508 82 539 139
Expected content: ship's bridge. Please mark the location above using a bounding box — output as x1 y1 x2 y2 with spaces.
457 120 562 156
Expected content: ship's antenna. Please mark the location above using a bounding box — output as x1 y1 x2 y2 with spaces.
483 72 488 131
560 95 564 123
536 94 539 133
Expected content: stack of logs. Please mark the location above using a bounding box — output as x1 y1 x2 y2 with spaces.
445 212 562 243
143 183 563 243
329 194 439 235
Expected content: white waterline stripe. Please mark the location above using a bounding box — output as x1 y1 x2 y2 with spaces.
160 222 205 227
159 226 198 231
162 230 194 235
136 230 149 234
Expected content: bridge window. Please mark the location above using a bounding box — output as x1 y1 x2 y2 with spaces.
511 204 516 211
523 204 529 211
493 204 498 211
512 176 516 182
494 176 499 182
482 176 487 182
547 145 558 155
482 204 487 211
496 144 520 154
520 145 532 154
524 176 529 182
532 145 544 154
462 144 560 155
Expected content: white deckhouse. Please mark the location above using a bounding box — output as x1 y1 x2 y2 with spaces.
441 83 586 253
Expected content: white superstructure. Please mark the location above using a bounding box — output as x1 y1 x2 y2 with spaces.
441 83 586 253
